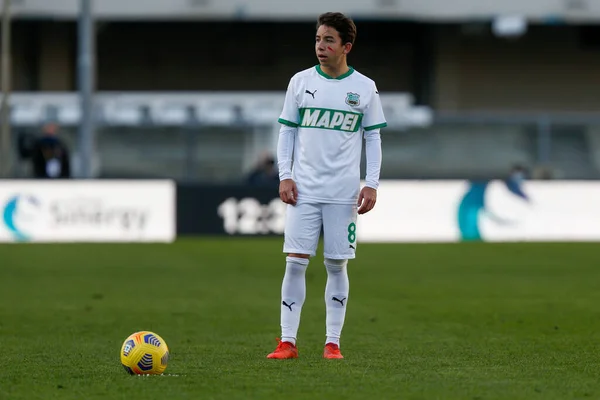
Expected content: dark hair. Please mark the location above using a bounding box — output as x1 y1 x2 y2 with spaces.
316 12 357 46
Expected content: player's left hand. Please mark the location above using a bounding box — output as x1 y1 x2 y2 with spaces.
357 187 377 215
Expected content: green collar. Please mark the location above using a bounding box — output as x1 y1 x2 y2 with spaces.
316 65 355 80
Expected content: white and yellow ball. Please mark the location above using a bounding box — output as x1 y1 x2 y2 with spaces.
120 331 169 375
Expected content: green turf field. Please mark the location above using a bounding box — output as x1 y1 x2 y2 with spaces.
1 238 600 399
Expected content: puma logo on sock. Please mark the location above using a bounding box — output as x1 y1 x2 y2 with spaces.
332 297 346 306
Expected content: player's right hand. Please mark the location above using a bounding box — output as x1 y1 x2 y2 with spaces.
279 179 298 206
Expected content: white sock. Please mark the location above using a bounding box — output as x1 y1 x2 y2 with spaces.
324 258 349 347
280 256 309 346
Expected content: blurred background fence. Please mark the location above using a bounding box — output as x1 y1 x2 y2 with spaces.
11 102 600 182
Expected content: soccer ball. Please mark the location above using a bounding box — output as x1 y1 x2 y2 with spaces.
120 331 169 375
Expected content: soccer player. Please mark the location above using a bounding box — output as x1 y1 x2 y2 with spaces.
267 12 386 360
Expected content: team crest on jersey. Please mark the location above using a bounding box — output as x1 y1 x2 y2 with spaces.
345 92 360 107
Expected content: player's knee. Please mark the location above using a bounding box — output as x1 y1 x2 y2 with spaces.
288 253 310 259
324 258 347 273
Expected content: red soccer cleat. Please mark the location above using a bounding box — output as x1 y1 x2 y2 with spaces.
266 338 298 359
323 342 344 359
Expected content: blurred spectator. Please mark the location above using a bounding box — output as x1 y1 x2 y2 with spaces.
508 164 527 183
246 151 279 186
18 123 71 179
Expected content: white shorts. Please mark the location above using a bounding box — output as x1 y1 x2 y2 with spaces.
283 202 358 260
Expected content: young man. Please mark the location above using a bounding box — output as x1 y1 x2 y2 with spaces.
267 12 386 360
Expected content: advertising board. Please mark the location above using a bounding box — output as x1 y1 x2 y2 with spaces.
178 180 600 243
358 180 600 243
0 180 176 243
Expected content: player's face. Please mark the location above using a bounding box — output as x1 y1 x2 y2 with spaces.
315 25 351 67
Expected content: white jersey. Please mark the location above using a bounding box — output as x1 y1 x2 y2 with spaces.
278 65 387 205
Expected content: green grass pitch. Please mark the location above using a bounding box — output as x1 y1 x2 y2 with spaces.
1 238 600 399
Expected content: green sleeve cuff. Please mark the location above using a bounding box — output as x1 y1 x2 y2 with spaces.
364 122 388 131
278 118 299 128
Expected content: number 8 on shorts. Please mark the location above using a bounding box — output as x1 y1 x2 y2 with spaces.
347 222 356 244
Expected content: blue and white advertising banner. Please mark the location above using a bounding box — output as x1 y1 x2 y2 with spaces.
0 180 176 243
6 179 597 243
357 180 600 243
